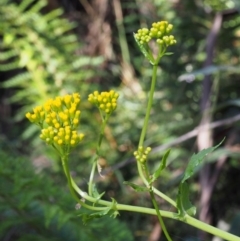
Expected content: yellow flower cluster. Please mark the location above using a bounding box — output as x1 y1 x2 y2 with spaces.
26 93 84 153
134 146 152 163
134 28 151 45
88 90 119 115
135 21 177 47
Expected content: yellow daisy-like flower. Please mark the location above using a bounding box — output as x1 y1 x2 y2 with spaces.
88 90 119 115
26 93 84 154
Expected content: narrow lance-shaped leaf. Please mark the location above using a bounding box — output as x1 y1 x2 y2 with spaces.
133 33 155 65
150 149 171 183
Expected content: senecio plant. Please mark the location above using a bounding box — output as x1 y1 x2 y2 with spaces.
26 21 240 241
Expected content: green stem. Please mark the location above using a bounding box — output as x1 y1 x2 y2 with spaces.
61 156 105 211
88 115 109 196
136 63 177 207
149 190 172 241
138 64 158 147
185 215 240 241
88 155 98 196
152 187 177 207
137 63 173 240
69 172 240 241
143 163 172 240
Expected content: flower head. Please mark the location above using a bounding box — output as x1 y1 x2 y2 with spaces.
134 146 151 163
134 28 151 45
26 93 84 155
135 21 177 48
88 90 119 115
134 21 177 64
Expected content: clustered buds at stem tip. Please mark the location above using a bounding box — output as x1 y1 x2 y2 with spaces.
26 93 84 154
135 20 177 48
88 90 119 115
134 146 152 163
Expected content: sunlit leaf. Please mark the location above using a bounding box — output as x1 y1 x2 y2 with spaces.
182 139 224 183
176 140 224 218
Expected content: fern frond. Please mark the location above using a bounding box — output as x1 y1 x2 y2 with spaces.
0 0 103 132
43 8 63 22
0 49 18 60
1 72 31 88
18 0 36 12
0 61 20 71
26 0 47 14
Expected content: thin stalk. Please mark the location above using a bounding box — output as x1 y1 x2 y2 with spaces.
137 63 173 240
185 215 240 241
61 156 105 211
138 64 158 147
136 63 157 188
136 63 177 208
88 115 109 196
69 171 240 241
144 163 172 240
149 190 172 241
152 187 177 207
88 156 98 196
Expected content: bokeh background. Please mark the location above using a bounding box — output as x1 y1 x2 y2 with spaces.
1 0 240 240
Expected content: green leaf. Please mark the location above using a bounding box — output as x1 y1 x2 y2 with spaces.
151 149 171 183
1 72 31 88
176 182 196 218
164 52 173 56
44 205 59 228
0 49 18 61
79 199 119 224
123 181 149 192
80 208 111 224
133 33 155 64
92 184 105 200
176 140 224 218
182 139 224 183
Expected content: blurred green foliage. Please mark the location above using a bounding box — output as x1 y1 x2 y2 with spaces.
1 0 240 240
0 0 102 122
0 143 134 241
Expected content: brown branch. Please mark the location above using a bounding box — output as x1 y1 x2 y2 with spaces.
153 113 240 154
102 114 240 174
198 12 223 232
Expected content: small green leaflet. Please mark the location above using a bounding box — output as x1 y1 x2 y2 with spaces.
123 181 149 192
133 33 155 65
150 149 171 184
182 139 224 183
80 208 118 225
79 198 119 224
92 183 105 200
176 139 224 218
